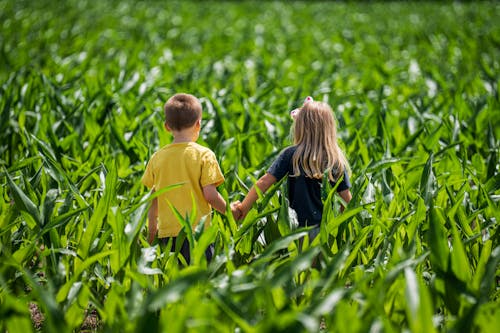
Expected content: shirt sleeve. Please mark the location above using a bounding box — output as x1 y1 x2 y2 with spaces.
335 169 351 192
267 147 294 181
201 150 225 187
142 159 155 189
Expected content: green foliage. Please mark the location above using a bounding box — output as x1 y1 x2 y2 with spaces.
0 0 499 332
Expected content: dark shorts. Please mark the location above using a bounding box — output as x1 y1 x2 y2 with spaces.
159 236 214 265
297 225 320 252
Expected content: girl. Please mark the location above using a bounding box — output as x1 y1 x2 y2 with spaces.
234 97 352 238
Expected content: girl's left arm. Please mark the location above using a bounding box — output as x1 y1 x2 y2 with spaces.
338 189 352 212
238 173 277 218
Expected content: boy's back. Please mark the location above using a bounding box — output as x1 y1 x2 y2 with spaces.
142 141 224 237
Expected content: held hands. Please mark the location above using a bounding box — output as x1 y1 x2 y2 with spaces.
230 201 246 221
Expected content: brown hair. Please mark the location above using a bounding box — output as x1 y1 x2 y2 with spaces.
292 101 349 181
164 93 202 130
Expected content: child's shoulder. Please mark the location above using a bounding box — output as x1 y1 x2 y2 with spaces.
281 145 297 156
185 143 219 160
273 145 297 163
188 142 214 153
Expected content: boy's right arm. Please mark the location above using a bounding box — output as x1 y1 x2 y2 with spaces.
148 194 158 244
238 173 277 219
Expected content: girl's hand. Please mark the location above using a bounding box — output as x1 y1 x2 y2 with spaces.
230 201 243 220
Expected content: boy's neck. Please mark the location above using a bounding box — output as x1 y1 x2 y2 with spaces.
172 137 194 144
171 128 199 144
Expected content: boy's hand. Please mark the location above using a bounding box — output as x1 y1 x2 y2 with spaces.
230 201 243 220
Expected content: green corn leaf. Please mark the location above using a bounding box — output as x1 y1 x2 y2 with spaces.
146 270 208 312
478 246 500 303
192 223 217 266
269 247 321 287
420 153 435 207
39 206 90 237
56 249 115 302
325 203 371 234
449 215 472 282
210 289 255 333
310 288 347 317
168 201 194 251
4 169 41 228
77 162 116 261
454 246 500 332
1 290 33 333
472 240 492 292
428 204 449 274
252 230 308 266
40 188 58 226
404 267 437 333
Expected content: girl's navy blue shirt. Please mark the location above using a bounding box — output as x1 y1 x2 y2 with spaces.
267 146 351 227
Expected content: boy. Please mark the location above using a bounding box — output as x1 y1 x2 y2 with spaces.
142 93 235 264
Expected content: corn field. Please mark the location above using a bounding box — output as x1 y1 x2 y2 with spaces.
0 1 499 332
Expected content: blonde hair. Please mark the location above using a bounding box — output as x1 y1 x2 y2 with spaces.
292 101 349 181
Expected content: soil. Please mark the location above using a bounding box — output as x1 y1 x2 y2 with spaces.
29 302 101 332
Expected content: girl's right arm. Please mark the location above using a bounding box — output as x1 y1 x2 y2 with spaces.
148 192 158 244
238 173 277 218
338 189 352 213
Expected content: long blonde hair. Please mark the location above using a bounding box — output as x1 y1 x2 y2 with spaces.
292 100 349 181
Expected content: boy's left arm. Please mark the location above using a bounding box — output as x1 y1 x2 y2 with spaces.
202 184 226 214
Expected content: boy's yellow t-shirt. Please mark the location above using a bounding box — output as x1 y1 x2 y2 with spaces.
141 142 224 238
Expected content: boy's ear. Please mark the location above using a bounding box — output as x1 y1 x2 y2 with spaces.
164 122 172 132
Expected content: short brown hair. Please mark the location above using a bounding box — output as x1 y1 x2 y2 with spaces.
164 93 202 130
